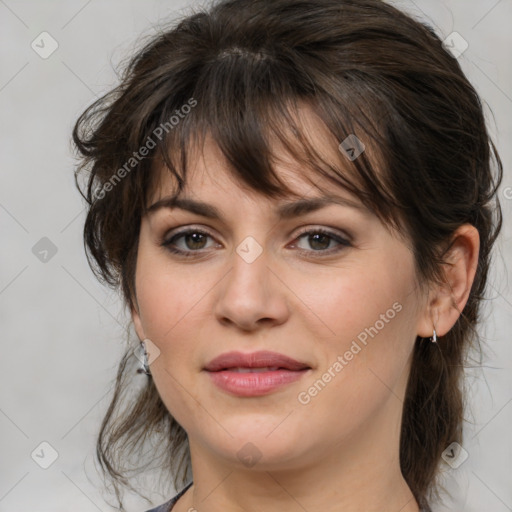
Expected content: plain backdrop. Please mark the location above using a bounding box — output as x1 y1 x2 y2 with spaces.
1 0 511 511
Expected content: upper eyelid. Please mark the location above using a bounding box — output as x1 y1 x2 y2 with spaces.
164 224 349 236
164 225 352 245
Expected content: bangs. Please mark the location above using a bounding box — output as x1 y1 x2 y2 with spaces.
137 47 403 235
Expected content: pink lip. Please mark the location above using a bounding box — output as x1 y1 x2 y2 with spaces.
203 350 311 397
206 369 310 397
203 350 310 372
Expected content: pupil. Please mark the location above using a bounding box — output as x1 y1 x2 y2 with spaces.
310 233 329 250
186 233 206 250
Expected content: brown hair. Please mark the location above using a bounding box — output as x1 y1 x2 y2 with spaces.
72 0 503 509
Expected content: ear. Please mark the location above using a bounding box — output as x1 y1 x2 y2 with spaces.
416 224 480 339
131 297 147 342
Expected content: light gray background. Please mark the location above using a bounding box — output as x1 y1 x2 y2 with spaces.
1 1 511 511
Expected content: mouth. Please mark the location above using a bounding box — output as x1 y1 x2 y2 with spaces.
203 351 312 396
203 350 311 373
215 366 289 373
205 367 311 397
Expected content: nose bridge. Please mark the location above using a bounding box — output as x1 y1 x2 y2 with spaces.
228 233 270 300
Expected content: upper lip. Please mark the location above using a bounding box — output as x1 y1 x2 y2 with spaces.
204 350 311 372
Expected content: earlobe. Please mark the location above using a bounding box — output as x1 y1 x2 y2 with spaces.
417 224 480 340
131 303 146 342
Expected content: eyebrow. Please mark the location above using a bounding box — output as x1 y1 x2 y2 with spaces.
146 194 371 220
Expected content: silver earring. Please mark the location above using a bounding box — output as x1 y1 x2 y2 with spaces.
430 328 437 343
137 340 152 376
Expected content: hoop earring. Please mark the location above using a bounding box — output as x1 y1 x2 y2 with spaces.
430 328 437 343
137 340 152 376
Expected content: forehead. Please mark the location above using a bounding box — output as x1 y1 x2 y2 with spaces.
149 145 367 220
148 103 372 208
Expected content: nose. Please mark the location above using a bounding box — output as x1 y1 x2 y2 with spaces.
213 243 290 332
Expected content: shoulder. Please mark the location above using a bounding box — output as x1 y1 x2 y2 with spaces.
143 481 193 512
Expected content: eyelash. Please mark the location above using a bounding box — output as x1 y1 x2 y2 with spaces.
161 226 352 259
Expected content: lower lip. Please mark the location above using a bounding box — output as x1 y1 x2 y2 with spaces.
205 369 310 397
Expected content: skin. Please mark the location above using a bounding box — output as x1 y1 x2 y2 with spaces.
131 108 480 512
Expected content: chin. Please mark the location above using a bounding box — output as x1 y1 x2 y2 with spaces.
207 428 307 468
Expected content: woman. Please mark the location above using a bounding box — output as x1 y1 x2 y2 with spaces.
72 0 503 510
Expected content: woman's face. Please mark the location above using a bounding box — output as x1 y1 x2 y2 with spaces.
131 116 431 472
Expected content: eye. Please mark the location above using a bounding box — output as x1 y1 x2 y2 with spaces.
161 226 351 258
162 228 218 257
290 228 351 257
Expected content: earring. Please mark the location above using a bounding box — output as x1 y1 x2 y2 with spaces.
137 340 152 376
430 328 437 343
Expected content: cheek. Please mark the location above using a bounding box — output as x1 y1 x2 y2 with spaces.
135 250 212 341
292 254 418 420
134 252 213 420
288 257 412 350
